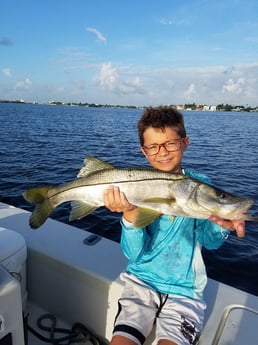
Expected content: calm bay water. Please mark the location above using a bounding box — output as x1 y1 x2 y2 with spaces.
1 103 258 295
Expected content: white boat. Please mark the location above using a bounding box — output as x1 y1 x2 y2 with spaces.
0 201 258 345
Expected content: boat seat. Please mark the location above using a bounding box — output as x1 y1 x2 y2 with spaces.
211 304 258 345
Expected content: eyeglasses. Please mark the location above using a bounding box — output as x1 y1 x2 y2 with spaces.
143 138 183 156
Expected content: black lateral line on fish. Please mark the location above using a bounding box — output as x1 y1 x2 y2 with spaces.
47 176 182 198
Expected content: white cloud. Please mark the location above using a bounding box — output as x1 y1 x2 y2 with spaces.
50 47 94 72
2 67 12 77
133 62 258 106
222 78 245 94
184 83 197 102
15 78 32 90
93 62 144 95
94 62 119 89
86 28 106 43
159 17 188 26
1 60 258 106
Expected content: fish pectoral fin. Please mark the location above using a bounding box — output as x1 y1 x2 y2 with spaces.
69 201 98 221
133 208 162 229
143 197 176 206
77 156 115 177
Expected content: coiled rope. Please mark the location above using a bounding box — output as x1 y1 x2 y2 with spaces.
26 313 102 345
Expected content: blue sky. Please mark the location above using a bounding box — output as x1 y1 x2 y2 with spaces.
1 0 258 106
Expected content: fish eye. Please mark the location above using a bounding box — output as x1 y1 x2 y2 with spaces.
219 192 227 199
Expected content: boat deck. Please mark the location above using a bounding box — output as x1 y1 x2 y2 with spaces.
1 202 258 345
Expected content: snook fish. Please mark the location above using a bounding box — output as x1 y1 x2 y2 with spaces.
23 156 258 229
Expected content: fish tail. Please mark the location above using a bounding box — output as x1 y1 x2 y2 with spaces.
23 186 54 229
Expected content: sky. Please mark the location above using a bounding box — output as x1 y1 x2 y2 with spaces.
1 0 258 107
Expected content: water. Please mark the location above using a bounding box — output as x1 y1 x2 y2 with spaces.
1 103 258 295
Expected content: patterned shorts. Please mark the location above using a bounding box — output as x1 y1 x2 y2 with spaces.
113 272 206 345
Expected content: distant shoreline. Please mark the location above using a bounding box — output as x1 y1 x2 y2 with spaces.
0 99 257 113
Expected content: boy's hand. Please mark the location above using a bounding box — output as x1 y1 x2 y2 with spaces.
209 215 245 238
103 186 137 222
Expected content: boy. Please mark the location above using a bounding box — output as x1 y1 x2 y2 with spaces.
103 106 245 345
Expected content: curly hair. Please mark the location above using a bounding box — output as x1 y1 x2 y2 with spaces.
138 106 186 146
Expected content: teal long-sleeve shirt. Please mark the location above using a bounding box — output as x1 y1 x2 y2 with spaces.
120 169 229 300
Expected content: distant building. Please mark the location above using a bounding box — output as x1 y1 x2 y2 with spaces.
176 104 185 110
203 105 217 111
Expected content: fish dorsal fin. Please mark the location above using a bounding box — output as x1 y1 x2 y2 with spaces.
69 201 98 221
133 208 162 229
77 156 115 177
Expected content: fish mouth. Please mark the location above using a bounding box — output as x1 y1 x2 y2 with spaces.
239 199 254 211
199 199 254 220
223 200 254 219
